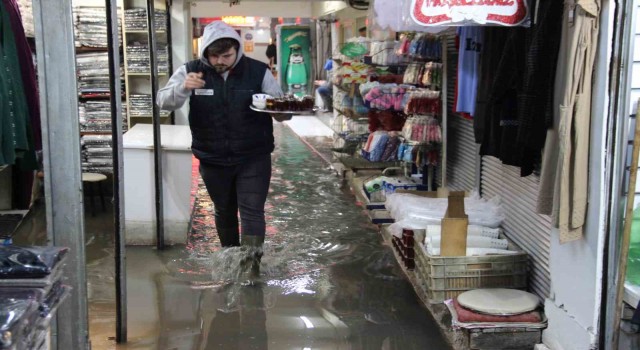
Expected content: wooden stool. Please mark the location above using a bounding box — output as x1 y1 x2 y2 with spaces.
82 173 107 216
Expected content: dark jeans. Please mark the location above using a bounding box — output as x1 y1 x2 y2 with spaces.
199 154 272 247
317 83 333 111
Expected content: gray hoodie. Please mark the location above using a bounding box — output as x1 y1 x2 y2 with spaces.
156 21 282 111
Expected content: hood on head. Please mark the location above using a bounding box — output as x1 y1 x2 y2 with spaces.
199 20 243 68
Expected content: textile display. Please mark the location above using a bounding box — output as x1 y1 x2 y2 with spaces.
124 8 167 32
73 6 123 48
79 101 127 133
126 42 169 74
81 135 113 174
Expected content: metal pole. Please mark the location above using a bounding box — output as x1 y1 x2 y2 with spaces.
147 0 165 249
440 36 448 189
32 1 89 349
104 0 127 342
165 0 175 125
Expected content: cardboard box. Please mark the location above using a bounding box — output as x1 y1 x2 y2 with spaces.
441 192 468 256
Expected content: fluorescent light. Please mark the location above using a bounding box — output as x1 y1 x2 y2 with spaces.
303 348 311 350
300 316 314 329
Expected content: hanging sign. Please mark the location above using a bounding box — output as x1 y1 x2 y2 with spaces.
410 0 529 27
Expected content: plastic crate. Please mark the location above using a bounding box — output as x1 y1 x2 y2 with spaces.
413 243 528 303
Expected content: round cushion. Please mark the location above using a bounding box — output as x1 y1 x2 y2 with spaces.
82 173 107 182
457 288 540 315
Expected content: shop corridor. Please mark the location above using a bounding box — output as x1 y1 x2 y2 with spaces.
83 123 450 349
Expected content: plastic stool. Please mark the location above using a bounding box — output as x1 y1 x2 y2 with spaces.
82 173 107 216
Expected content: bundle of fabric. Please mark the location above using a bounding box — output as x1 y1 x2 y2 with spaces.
129 94 170 117
79 100 127 133
361 131 401 162
0 245 71 350
76 52 124 98
401 115 441 144
370 40 405 66
124 8 166 32
73 6 122 48
364 84 413 111
81 135 113 174
126 42 169 74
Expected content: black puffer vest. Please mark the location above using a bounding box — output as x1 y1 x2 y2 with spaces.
186 56 273 165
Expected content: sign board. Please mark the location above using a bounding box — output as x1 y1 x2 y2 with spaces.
244 41 254 53
410 0 529 27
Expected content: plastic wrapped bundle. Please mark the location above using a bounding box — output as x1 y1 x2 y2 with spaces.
426 235 509 250
0 246 69 279
0 299 40 350
386 191 505 228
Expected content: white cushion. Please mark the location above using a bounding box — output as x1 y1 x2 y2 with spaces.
457 288 540 315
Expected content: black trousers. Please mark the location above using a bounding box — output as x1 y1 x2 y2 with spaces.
199 154 272 247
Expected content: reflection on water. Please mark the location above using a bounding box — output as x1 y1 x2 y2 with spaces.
87 124 450 349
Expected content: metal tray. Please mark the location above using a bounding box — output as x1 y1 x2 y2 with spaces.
250 105 318 114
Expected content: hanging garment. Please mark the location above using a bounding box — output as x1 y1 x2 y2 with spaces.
455 27 483 117
477 28 527 166
4 0 40 151
537 0 600 243
0 0 30 166
473 28 509 145
514 0 564 177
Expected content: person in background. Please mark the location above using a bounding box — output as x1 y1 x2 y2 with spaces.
316 58 333 112
358 26 367 38
156 21 288 281
266 38 277 72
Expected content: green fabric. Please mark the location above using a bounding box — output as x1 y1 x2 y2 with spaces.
0 0 30 166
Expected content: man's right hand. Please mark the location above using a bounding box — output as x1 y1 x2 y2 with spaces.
184 72 206 91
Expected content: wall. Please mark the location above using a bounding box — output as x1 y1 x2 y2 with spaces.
192 0 312 18
237 28 272 65
311 1 348 17
542 2 614 349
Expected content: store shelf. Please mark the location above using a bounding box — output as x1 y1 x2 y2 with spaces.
130 114 171 118
339 156 401 171
125 29 166 34
126 72 168 76
75 46 109 53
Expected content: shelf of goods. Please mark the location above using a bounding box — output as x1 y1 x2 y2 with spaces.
121 3 170 128
330 50 444 181
73 5 127 175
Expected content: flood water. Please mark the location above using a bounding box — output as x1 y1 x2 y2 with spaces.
86 123 451 349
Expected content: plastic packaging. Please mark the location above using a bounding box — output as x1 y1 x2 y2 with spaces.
426 247 521 256
426 225 501 238
0 246 69 279
386 191 505 228
426 235 509 250
0 298 40 350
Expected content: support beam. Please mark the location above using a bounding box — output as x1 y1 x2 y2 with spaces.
32 1 89 349
104 0 127 342
147 0 165 249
